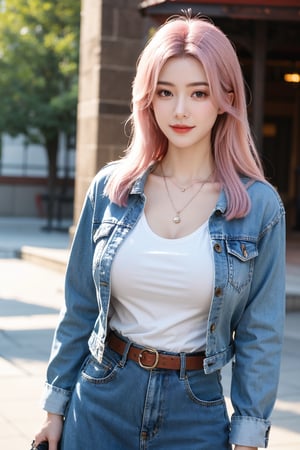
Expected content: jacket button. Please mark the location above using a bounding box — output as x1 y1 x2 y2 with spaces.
210 323 216 333
215 287 223 297
215 209 222 217
214 243 222 253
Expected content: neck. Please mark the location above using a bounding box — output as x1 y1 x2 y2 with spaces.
160 151 215 184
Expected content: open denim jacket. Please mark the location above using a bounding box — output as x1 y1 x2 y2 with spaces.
43 163 285 448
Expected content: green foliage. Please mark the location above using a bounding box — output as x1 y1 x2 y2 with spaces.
0 0 80 144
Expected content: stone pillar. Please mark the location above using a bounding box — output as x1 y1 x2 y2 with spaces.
73 0 152 229
251 21 267 154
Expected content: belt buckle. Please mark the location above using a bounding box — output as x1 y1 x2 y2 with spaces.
138 347 159 369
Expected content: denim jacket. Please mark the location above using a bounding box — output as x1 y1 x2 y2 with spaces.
43 163 285 448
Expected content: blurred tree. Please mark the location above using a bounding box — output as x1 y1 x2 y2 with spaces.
0 0 80 229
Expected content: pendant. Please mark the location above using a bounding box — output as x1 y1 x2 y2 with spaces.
173 214 181 224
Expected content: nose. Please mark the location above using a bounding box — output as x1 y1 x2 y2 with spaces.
174 95 189 119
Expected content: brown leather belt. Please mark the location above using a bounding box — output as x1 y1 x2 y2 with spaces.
107 332 205 371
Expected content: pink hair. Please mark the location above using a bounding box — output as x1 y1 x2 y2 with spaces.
105 15 265 219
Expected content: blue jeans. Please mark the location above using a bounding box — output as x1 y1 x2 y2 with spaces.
61 338 231 449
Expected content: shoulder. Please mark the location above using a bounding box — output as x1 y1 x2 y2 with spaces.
245 179 285 235
88 161 120 203
246 179 285 215
92 161 120 187
220 180 285 241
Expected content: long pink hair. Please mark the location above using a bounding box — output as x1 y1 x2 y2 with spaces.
105 15 265 219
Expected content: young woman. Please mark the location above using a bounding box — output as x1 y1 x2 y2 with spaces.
34 13 285 450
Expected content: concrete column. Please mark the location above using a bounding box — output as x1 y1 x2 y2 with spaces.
73 0 151 228
252 21 267 154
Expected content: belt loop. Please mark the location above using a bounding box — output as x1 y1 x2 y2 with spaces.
119 339 132 368
179 353 186 380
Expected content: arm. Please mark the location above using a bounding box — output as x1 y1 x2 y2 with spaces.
230 203 285 448
41 189 99 415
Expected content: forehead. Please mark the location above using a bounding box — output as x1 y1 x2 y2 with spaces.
158 56 208 84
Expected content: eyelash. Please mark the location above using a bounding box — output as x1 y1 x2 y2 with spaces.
192 91 207 98
156 89 208 98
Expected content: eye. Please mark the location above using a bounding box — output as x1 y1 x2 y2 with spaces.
192 90 208 99
157 89 173 97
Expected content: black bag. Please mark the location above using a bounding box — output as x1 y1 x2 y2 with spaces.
31 441 61 450
35 444 49 450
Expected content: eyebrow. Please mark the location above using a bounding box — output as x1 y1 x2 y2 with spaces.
157 81 209 87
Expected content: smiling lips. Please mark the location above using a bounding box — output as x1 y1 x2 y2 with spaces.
170 124 195 134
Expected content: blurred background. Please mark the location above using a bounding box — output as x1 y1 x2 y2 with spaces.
0 1 299 449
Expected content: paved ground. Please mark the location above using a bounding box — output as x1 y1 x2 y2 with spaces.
0 217 299 449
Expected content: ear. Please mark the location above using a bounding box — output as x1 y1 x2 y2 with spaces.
218 91 234 114
228 91 234 105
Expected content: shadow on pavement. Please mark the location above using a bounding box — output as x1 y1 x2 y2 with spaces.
0 298 60 316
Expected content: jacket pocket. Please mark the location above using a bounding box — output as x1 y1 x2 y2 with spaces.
226 240 258 292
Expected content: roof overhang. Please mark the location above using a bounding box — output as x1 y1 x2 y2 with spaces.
139 0 300 21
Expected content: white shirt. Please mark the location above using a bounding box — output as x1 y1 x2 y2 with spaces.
110 212 214 352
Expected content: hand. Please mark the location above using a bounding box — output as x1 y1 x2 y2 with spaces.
34 413 63 450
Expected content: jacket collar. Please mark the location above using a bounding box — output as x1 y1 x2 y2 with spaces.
129 164 157 195
215 189 227 215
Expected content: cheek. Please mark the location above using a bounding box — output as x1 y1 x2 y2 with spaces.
208 110 219 126
152 105 166 129
197 106 219 126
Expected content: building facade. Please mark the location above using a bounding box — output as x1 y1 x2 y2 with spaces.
0 133 75 219
74 0 300 229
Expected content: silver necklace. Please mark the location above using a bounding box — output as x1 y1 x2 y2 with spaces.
161 164 212 224
169 176 208 193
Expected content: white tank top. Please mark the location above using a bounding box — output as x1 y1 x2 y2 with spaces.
109 212 214 353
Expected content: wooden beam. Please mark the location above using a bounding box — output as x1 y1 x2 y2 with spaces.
140 0 300 7
139 1 300 21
